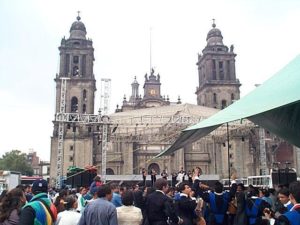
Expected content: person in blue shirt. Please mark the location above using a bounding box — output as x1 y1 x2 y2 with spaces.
259 189 273 207
110 183 122 207
264 181 300 225
277 187 294 214
198 181 236 225
245 187 271 225
78 184 118 225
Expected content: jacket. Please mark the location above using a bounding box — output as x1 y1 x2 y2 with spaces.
18 193 57 225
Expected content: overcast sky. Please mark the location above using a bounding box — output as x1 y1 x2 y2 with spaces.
1 0 300 161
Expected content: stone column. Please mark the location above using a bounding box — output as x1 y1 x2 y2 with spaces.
234 140 242 177
123 143 133 174
230 60 236 80
59 53 65 75
294 146 300 176
175 148 185 171
207 60 213 80
69 53 73 76
216 60 220 80
224 60 229 80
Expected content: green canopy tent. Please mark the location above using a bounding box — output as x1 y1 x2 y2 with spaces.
156 55 300 158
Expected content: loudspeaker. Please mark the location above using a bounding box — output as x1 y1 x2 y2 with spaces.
272 170 297 186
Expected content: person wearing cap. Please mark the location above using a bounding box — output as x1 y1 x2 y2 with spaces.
18 179 57 225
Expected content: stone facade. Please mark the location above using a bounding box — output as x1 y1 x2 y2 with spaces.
107 104 220 177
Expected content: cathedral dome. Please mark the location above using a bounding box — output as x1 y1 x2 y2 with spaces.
206 22 223 46
69 16 87 39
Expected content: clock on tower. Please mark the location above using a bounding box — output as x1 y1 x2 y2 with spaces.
149 89 156 96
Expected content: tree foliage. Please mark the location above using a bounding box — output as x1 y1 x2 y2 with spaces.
0 150 33 176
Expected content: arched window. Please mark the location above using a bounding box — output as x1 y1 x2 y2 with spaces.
219 61 224 80
219 71 224 80
72 66 79 76
73 56 79 64
82 104 86 113
83 90 87 101
148 163 160 174
221 100 227 109
213 93 217 103
71 97 78 112
212 60 216 80
106 168 115 175
73 42 80 47
212 70 216 80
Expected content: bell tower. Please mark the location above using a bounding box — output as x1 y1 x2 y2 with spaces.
50 14 96 183
55 14 96 114
196 21 241 109
140 68 169 108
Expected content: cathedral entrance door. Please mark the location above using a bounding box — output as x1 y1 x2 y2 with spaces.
148 163 160 175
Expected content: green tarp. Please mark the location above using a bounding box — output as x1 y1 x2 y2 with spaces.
156 55 300 157
67 166 84 173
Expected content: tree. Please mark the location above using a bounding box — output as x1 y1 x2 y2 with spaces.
0 150 33 176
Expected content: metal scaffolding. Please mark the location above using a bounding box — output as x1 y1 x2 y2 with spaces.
56 77 69 189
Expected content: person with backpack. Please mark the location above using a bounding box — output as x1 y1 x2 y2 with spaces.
18 179 57 225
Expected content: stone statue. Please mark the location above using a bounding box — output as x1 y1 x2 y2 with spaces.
198 53 202 60
151 68 155 75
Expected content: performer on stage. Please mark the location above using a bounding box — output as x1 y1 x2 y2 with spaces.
161 169 168 180
141 168 147 187
150 169 157 187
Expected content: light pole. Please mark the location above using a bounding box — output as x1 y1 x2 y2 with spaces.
72 123 76 166
226 123 231 184
254 84 268 175
212 135 217 174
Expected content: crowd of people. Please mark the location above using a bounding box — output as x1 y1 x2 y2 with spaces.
0 169 299 225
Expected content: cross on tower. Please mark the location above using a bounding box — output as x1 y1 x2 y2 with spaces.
77 11 81 21
212 18 216 28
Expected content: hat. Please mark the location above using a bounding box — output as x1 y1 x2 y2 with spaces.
32 179 48 194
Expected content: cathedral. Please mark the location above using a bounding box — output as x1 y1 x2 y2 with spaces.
49 16 297 186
